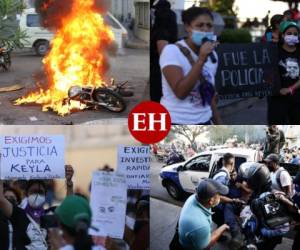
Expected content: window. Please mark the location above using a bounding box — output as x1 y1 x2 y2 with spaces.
135 2 150 29
26 14 41 27
185 155 211 172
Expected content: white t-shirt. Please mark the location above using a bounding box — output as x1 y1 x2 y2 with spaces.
159 39 218 124
270 167 293 193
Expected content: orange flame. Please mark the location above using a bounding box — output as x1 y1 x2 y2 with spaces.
15 0 114 116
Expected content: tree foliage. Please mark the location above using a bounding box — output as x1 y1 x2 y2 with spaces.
168 125 212 150
0 0 27 48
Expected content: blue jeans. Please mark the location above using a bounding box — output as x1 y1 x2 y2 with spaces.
224 203 240 233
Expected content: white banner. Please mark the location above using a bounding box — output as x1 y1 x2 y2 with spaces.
0 135 65 180
89 171 127 239
117 145 151 189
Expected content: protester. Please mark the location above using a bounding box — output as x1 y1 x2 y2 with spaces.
48 195 105 250
124 196 150 250
268 21 300 123
178 179 229 250
264 153 294 198
0 186 22 250
283 10 293 21
0 165 74 250
159 6 221 124
263 14 283 42
150 0 178 102
263 125 285 158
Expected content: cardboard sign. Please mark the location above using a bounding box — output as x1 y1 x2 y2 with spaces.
117 145 151 190
89 171 127 239
0 135 65 180
215 43 280 99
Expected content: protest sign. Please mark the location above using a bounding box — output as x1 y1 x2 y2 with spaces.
215 43 280 99
117 145 151 189
89 171 127 239
0 135 65 180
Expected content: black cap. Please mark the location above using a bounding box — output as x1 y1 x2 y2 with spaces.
264 153 279 163
196 178 228 200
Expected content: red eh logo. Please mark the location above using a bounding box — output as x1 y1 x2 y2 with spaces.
128 101 171 144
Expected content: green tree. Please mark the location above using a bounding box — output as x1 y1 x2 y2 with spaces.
0 0 27 48
167 125 210 151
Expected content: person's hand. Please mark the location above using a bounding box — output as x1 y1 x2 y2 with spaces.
105 237 120 250
65 165 74 182
235 182 242 188
220 224 230 232
232 198 246 205
280 88 290 95
199 41 218 62
48 228 66 250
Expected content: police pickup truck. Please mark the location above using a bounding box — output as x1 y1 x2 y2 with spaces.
159 148 260 200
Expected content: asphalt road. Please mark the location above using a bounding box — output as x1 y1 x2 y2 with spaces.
0 48 149 124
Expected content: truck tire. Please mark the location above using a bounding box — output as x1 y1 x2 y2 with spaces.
35 41 49 56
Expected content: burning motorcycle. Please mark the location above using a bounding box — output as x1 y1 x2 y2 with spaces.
0 46 12 71
65 80 133 113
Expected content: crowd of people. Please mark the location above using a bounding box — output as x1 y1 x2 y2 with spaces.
0 165 150 250
150 0 300 124
152 125 300 165
173 151 300 250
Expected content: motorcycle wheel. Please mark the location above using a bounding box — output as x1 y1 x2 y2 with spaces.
93 88 126 113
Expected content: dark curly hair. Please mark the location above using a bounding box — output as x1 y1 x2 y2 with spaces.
182 7 214 25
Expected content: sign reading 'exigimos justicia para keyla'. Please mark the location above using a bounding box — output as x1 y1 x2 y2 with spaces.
0 135 65 180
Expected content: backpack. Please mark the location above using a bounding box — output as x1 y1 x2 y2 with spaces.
251 193 290 229
169 222 185 250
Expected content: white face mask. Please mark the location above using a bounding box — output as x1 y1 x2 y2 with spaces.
284 35 299 46
27 194 45 208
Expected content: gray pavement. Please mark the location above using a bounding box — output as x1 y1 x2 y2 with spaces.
0 48 149 124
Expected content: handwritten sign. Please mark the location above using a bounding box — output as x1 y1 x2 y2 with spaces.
215 43 280 99
0 135 65 180
117 145 151 190
89 171 127 239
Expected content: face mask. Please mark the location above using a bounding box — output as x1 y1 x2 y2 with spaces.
28 194 45 208
191 30 215 46
284 35 299 46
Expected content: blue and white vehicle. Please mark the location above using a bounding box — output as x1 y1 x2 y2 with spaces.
159 148 259 200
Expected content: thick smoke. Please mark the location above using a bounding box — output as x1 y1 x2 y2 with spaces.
34 0 109 30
